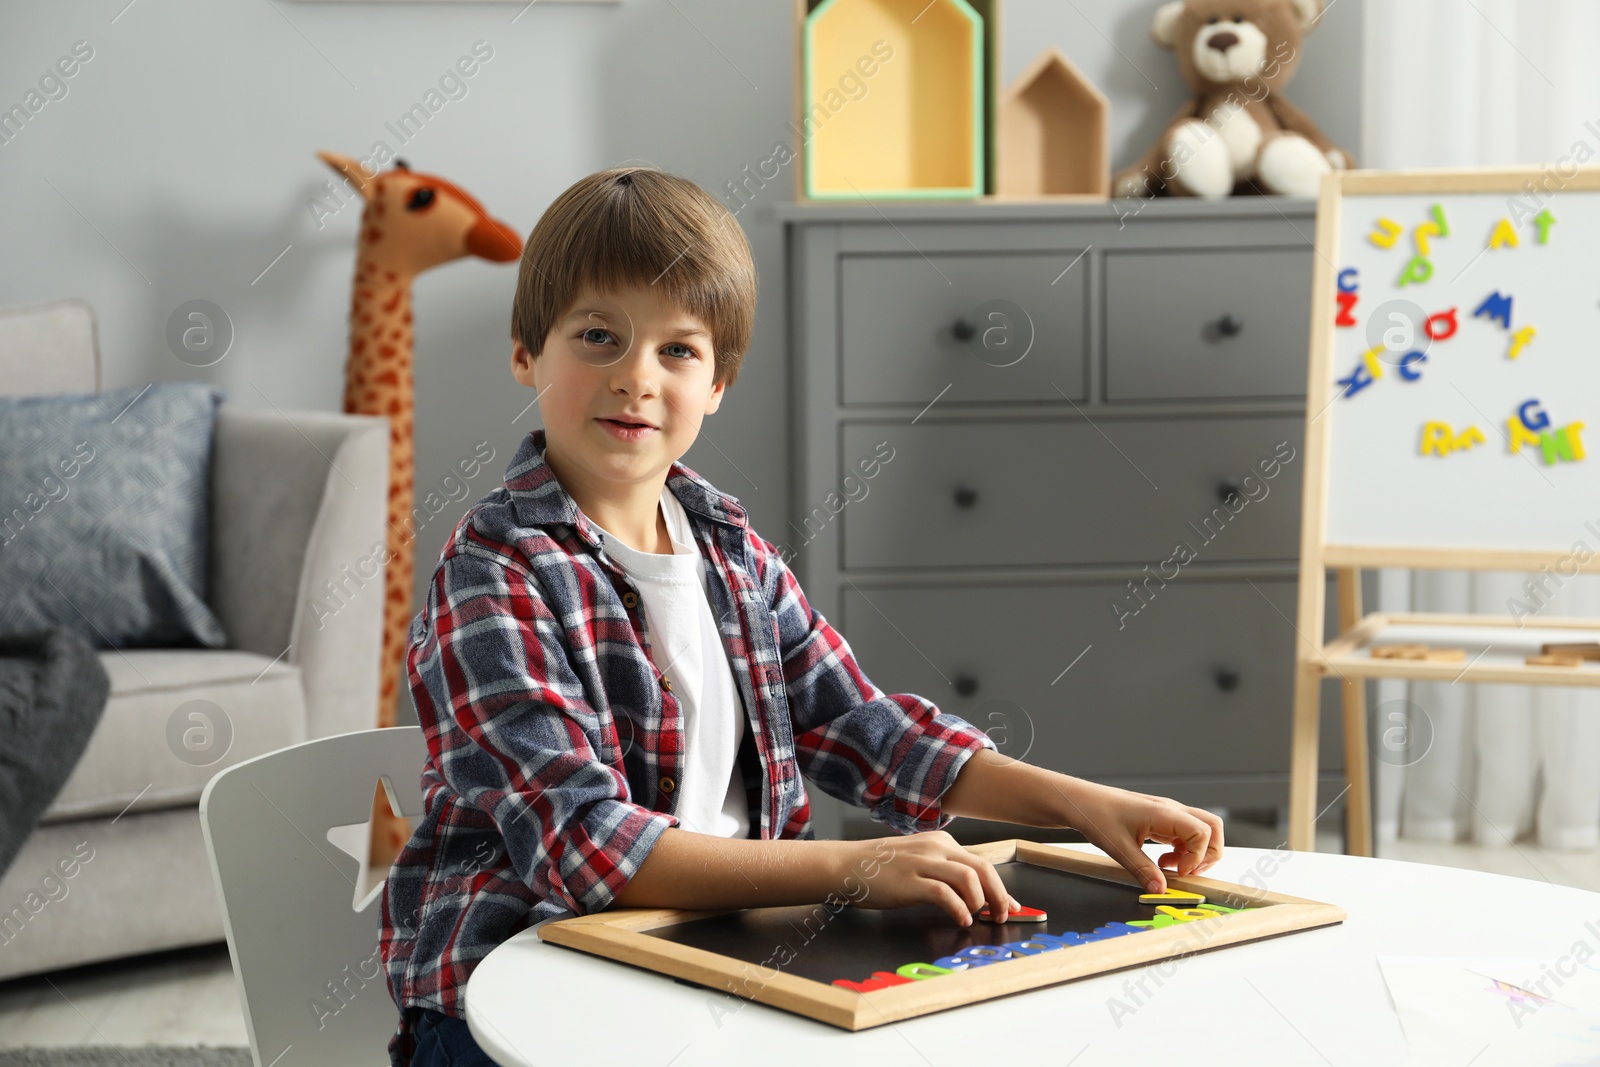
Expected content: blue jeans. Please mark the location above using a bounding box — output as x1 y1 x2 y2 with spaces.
412 1007 501 1067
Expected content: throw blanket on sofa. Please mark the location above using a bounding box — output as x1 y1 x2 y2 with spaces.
0 628 110 880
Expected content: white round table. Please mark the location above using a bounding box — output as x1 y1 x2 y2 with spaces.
466 843 1591 1066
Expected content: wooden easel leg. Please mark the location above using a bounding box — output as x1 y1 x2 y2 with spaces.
1287 660 1323 851
1336 567 1373 857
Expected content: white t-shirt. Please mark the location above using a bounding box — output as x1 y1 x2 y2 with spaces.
588 488 751 839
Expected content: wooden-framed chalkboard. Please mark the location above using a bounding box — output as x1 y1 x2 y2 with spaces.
536 839 1344 1030
1286 167 1600 857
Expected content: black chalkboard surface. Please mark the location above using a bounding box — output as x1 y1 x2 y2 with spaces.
645 861 1221 985
537 840 1344 1031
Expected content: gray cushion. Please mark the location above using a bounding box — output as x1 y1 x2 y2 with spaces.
0 381 228 648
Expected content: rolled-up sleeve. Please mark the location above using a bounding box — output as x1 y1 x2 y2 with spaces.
754 538 996 834
410 544 677 915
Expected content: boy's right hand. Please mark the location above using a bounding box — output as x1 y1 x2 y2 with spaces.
833 831 1019 927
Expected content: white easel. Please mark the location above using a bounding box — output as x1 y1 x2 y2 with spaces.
1289 167 1600 855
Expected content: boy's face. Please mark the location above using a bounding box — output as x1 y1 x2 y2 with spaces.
511 282 725 498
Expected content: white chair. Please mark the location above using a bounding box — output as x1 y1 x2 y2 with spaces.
199 727 426 1067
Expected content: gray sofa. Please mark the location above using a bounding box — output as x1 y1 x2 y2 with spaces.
0 298 391 982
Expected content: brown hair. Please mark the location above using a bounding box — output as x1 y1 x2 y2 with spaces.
511 166 757 387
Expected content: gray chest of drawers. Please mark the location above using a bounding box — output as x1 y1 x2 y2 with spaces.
773 198 1346 842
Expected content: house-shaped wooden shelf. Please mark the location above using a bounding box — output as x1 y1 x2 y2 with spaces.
800 0 986 200
998 46 1109 198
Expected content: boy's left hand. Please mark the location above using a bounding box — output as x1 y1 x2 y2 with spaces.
1061 782 1224 895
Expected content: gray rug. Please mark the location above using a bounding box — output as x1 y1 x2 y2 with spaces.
0 1049 251 1066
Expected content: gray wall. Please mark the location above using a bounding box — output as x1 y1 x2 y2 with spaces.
1 0 1361 727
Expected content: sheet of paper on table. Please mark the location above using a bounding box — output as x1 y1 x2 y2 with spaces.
1378 955 1600 1066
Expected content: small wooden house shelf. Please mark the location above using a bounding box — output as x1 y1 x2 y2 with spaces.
997 46 1109 199
798 0 987 200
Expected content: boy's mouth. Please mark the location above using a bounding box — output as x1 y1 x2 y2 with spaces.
597 414 659 439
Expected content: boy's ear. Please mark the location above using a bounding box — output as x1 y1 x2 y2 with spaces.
704 376 726 414
511 339 540 387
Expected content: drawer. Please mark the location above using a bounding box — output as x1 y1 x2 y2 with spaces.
1105 248 1313 400
838 252 1088 404
839 418 1303 569
838 577 1343 779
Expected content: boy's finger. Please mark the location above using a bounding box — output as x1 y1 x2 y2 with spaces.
949 853 1017 923
1155 811 1212 876
932 882 972 927
1184 805 1225 865
1106 837 1166 894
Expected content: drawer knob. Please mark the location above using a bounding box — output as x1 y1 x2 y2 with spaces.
953 674 979 697
1216 481 1242 505
1213 666 1241 692
1216 313 1244 338
951 318 976 342
953 485 979 509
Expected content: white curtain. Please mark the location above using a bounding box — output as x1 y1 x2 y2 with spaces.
1362 0 1600 850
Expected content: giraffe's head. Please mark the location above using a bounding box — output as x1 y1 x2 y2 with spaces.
318 151 522 278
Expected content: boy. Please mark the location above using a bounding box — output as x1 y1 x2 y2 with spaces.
380 167 1223 1066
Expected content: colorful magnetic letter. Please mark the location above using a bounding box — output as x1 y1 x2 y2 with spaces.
1430 203 1450 236
1509 326 1536 360
954 945 1013 961
931 954 989 971
976 903 1048 923
1490 218 1520 249
999 939 1064 956
1473 291 1513 329
1413 220 1443 256
896 962 954 979
1540 424 1587 464
1424 308 1459 341
1421 423 1454 456
1337 268 1360 292
1139 888 1207 906
1337 361 1376 398
1335 290 1359 327
1397 255 1434 287
1508 417 1544 453
1399 351 1428 380
1520 400 1550 431
1369 218 1403 248
832 971 914 992
1155 906 1221 922
1421 422 1485 456
1535 209 1556 244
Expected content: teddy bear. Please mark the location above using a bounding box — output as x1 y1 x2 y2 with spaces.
1112 0 1354 199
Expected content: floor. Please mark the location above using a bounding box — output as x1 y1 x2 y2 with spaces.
1 819 1597 1050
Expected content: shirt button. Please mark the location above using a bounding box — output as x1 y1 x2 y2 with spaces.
659 777 675 794
661 676 673 692
622 591 639 608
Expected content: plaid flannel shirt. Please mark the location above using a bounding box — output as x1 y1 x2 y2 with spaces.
379 428 995 1065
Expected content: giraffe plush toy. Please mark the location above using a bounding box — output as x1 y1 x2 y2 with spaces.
316 151 521 871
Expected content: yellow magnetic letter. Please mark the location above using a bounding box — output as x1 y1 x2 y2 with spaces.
1490 218 1520 249
1370 218 1403 249
1508 418 1543 453
1509 326 1536 360
1414 221 1443 256
1421 422 1456 456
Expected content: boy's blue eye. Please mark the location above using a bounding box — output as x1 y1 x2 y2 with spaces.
664 343 697 360
580 326 614 346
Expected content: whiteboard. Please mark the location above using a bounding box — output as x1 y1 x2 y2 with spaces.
1315 171 1600 557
